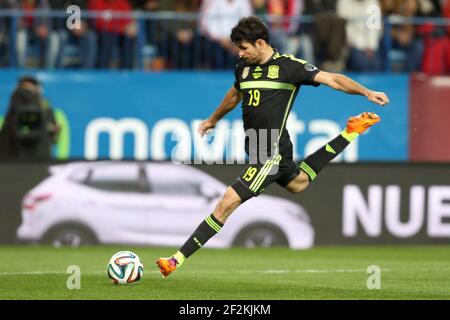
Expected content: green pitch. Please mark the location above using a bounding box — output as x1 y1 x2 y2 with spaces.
1 245 449 300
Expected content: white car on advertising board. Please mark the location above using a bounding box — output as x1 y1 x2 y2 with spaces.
17 162 314 249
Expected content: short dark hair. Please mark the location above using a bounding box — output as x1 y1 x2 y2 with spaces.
18 75 40 86
230 16 270 45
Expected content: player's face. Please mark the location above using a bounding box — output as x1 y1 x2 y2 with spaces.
236 41 263 64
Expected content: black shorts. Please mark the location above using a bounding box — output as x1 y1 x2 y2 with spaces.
230 154 300 202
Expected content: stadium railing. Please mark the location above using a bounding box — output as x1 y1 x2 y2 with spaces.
0 9 449 73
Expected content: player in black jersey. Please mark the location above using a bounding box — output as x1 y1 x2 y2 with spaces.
157 16 389 277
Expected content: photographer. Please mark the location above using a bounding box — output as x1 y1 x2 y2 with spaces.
0 76 60 160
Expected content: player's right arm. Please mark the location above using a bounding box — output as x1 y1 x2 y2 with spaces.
197 86 242 137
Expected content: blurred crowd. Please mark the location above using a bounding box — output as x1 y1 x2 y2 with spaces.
0 0 449 73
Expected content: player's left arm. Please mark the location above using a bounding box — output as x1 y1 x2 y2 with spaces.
313 71 390 106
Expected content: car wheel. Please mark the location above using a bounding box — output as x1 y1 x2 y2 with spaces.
42 224 98 248
232 223 289 248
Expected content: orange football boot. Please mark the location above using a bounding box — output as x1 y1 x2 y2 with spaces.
156 257 178 278
346 112 381 134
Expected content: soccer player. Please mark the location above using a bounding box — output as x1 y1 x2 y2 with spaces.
156 16 389 277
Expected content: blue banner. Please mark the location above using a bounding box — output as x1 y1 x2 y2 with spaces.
0 70 408 161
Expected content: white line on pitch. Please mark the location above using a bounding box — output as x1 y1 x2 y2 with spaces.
0 269 390 276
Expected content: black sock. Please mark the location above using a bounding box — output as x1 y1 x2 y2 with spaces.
299 134 351 182
179 214 223 258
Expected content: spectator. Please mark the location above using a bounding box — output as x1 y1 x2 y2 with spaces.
445 0 450 63
164 0 201 69
337 0 382 72
88 0 138 69
54 0 98 69
252 0 268 15
390 0 424 72
0 76 60 160
417 0 442 17
379 0 395 15
199 0 253 69
304 0 347 71
134 0 168 70
266 0 308 59
445 0 450 29
16 0 61 68
263 0 315 63
14 0 68 68
419 0 450 74
0 0 14 67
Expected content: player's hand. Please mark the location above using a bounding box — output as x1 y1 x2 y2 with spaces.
197 119 216 137
367 91 390 106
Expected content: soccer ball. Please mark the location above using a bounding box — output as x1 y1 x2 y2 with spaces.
107 251 144 284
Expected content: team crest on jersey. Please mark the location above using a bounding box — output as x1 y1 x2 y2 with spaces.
242 67 250 79
268 65 279 79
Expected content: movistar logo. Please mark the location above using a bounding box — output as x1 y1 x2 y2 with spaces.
1 112 359 162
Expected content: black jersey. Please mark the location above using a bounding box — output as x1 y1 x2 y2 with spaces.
234 51 320 162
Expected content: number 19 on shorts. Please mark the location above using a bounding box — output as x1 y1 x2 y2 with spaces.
243 167 257 181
